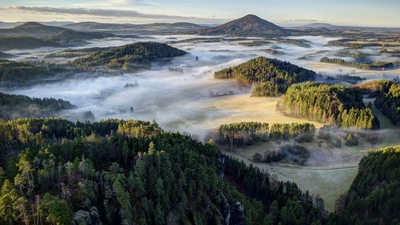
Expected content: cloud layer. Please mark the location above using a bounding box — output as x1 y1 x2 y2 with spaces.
3 6 218 22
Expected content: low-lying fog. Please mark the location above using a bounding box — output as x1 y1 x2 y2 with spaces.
3 35 399 139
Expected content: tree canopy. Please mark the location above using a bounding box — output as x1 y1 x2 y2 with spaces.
278 82 380 129
214 57 317 96
71 42 187 72
0 118 327 225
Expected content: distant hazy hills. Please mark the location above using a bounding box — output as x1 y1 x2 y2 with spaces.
1 22 68 37
63 22 206 35
0 22 116 50
0 36 60 51
63 15 290 37
196 14 289 36
0 22 114 39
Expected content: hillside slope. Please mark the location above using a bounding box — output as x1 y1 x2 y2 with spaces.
197 14 289 36
214 56 316 96
71 42 187 71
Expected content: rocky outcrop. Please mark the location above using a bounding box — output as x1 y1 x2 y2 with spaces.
232 201 245 225
71 207 102 225
218 192 231 225
72 210 92 225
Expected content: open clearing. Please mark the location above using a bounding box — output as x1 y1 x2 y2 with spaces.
163 91 324 139
307 62 400 77
220 100 400 212
196 94 324 131
223 150 358 212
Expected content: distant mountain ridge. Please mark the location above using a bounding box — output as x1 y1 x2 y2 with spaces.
0 22 70 37
196 14 289 36
63 22 206 34
0 22 116 50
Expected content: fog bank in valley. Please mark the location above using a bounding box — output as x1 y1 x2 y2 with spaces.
2 35 391 138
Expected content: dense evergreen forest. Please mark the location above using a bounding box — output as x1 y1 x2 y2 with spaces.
207 122 315 148
278 82 380 129
0 60 64 86
0 92 75 120
71 42 187 72
44 47 112 58
327 74 365 85
0 118 328 225
0 51 15 59
0 36 60 51
327 40 381 49
328 146 400 225
320 57 395 70
355 79 394 97
214 57 317 96
375 82 400 126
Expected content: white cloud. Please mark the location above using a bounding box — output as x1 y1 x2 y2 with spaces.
4 6 201 20
73 0 152 8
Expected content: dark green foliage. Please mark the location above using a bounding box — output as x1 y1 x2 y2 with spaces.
327 40 381 49
328 147 400 225
0 118 326 224
330 74 366 85
0 36 59 51
251 81 286 97
0 51 15 59
214 57 316 96
375 83 400 126
278 82 380 129
41 193 73 225
212 122 269 147
71 42 186 71
344 133 358 146
224 157 326 225
269 123 316 142
320 57 395 70
0 92 75 120
44 47 112 58
0 60 63 86
209 122 315 147
355 79 394 98
277 39 311 48
263 144 310 165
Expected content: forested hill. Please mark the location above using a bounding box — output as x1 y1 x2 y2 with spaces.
328 146 400 225
278 82 380 129
214 57 317 96
0 118 327 225
0 22 67 37
0 92 75 120
355 79 394 98
64 22 206 35
196 14 288 36
0 51 15 59
0 36 60 51
71 42 187 72
0 60 64 86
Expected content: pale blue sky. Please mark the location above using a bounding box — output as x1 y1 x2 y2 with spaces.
0 0 399 27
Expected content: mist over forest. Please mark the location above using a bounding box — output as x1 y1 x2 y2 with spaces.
1 35 372 137
1 13 400 225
